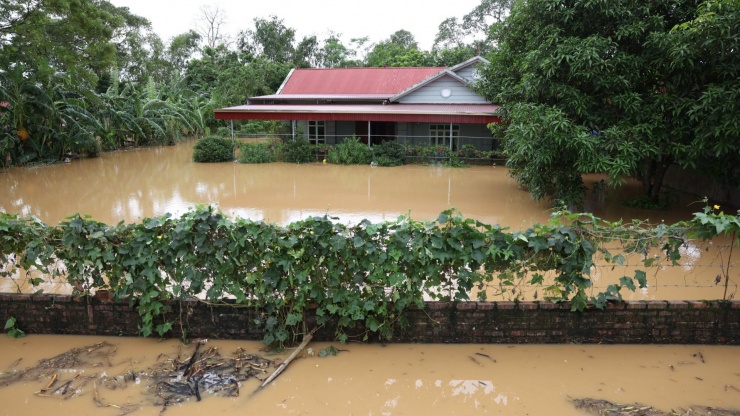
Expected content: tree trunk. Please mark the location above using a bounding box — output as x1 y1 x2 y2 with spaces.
641 156 673 202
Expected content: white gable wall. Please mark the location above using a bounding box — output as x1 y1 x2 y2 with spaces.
396 75 489 104
453 65 480 83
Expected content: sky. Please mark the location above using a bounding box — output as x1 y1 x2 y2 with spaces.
110 0 484 50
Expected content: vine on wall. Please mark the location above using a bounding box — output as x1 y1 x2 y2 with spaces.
0 205 737 347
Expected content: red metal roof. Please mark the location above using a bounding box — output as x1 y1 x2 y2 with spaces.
279 67 445 95
251 94 394 101
214 104 502 124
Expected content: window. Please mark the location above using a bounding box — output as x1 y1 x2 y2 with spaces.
429 124 459 150
308 121 326 144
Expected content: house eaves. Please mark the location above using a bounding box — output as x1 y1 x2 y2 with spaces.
214 103 502 124
448 56 490 73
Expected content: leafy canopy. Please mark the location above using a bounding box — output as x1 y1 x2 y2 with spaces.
479 0 740 207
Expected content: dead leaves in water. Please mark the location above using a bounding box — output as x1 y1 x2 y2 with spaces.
571 398 740 416
0 340 277 415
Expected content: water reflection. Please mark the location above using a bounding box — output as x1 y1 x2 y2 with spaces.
0 141 550 227
0 140 736 300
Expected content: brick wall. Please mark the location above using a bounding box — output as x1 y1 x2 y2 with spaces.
1 293 737 344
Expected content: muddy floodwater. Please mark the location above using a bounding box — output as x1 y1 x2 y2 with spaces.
0 335 738 416
0 140 736 300
0 141 739 415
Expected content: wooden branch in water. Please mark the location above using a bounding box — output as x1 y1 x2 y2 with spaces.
254 328 317 393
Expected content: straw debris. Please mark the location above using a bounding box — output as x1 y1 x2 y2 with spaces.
571 398 740 415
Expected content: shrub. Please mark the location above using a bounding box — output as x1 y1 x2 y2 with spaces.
372 141 406 167
283 138 315 164
327 137 372 165
193 136 234 163
238 120 285 136
238 141 281 164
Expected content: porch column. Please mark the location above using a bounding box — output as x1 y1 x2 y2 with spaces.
449 122 453 150
367 121 371 148
230 120 235 159
291 120 296 140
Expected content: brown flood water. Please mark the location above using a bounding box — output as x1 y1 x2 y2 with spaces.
0 335 738 416
0 140 736 300
0 141 739 415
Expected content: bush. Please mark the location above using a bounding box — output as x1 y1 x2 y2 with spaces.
238 120 285 136
193 136 234 163
327 137 373 165
372 141 406 167
238 141 281 164
283 138 315 164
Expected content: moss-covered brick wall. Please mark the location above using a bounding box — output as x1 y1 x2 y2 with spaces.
1 294 737 344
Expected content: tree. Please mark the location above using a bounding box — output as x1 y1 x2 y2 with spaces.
366 30 430 67
434 17 467 49
646 0 740 190
238 15 296 63
195 5 227 49
321 33 358 68
168 30 202 76
294 35 320 68
479 0 739 207
0 0 127 84
433 0 514 62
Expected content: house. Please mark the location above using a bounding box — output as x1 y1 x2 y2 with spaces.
213 57 501 151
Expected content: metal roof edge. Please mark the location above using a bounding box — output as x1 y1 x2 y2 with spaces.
448 56 490 73
275 68 295 94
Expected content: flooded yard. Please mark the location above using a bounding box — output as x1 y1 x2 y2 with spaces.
0 140 736 300
0 140 738 415
0 335 738 416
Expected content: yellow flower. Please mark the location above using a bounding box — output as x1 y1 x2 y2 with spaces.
713 205 720 210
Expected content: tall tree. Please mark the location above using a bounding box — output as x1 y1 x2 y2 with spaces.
366 30 430 67
168 30 202 76
294 35 321 68
0 0 128 84
195 5 227 49
238 15 296 63
479 0 738 207
321 33 358 68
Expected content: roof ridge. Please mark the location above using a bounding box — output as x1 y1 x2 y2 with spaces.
293 66 446 70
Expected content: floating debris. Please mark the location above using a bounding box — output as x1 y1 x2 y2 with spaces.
0 340 277 414
147 340 276 411
571 398 740 415
475 352 497 363
0 341 116 388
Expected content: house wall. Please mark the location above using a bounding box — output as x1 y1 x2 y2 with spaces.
453 64 480 82
291 120 495 151
397 75 489 104
336 121 355 142
398 123 495 150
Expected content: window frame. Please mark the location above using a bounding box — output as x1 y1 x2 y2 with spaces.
429 124 460 150
307 120 326 144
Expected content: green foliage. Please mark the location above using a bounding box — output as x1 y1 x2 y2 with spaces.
2 206 734 347
480 0 740 206
372 141 406 167
327 137 373 165
282 138 315 164
366 30 431 67
238 120 285 136
318 346 339 358
192 136 233 163
4 317 26 338
238 141 281 164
